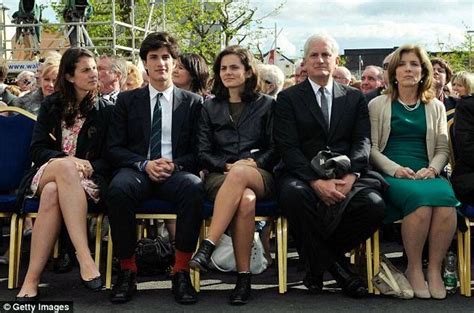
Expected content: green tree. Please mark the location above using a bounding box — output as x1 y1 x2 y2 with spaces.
51 0 284 63
434 32 474 72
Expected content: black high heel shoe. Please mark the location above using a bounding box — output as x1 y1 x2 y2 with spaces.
16 290 40 302
81 275 103 291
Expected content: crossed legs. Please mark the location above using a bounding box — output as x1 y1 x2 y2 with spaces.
17 159 100 297
206 165 265 272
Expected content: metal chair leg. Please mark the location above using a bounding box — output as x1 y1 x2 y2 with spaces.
106 226 113 290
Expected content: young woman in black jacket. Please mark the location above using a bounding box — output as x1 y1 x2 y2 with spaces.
16 47 112 300
189 45 278 305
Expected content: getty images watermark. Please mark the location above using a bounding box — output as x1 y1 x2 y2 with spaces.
0 301 73 313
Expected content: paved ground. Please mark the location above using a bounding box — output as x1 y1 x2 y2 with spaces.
1 232 473 312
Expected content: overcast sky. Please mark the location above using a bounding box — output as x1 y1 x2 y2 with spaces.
1 0 472 58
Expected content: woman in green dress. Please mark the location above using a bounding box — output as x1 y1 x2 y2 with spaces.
369 44 459 300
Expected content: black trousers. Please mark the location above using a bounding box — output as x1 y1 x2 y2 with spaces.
278 175 385 276
106 167 204 259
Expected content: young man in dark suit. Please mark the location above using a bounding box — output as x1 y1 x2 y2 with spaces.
106 32 203 304
274 34 385 298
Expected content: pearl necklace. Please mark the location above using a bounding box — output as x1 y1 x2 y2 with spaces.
398 98 421 111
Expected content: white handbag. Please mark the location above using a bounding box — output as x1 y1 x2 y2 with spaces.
210 232 269 274
372 256 414 299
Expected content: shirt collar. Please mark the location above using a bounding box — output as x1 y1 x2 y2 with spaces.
149 84 174 103
308 77 334 96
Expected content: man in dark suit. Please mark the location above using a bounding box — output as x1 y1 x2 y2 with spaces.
274 34 385 298
451 94 474 204
106 32 203 304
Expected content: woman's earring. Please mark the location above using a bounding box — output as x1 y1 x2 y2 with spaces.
419 79 424 84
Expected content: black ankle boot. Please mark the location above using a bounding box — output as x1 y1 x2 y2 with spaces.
229 272 252 305
188 240 215 272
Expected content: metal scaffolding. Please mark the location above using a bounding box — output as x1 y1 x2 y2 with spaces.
0 0 159 64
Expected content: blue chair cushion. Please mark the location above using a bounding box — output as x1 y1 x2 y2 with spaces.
22 198 104 214
136 199 175 214
203 199 279 219
463 203 474 218
0 194 17 212
0 114 35 191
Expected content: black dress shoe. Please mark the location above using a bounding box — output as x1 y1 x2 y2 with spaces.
110 270 137 304
172 271 198 304
229 272 252 305
81 275 103 291
328 261 367 298
54 252 73 274
303 272 323 294
189 240 215 272
15 291 40 302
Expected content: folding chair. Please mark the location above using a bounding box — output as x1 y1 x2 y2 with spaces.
13 198 105 288
199 200 288 294
0 107 36 289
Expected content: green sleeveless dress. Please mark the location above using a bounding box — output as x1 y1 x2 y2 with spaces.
382 100 460 223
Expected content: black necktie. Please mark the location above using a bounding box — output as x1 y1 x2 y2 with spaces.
319 87 329 129
150 93 163 160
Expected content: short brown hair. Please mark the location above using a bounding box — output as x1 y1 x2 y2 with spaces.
430 57 453 83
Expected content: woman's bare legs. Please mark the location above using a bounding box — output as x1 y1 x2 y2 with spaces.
232 189 257 272
33 159 99 280
427 207 457 293
402 206 432 292
206 165 265 244
17 182 61 297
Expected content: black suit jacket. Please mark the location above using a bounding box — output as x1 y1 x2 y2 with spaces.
107 85 203 173
17 92 113 208
451 95 474 202
274 79 370 182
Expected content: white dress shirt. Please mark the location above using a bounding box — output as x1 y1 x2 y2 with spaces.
148 84 173 160
308 77 334 127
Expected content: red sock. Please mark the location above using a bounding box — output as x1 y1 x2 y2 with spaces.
119 255 137 273
172 250 193 274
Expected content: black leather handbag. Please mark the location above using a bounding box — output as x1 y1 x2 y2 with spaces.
135 236 174 276
310 150 351 179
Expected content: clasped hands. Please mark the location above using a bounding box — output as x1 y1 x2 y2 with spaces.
394 167 436 180
310 173 357 207
145 158 175 182
67 156 94 178
224 158 257 173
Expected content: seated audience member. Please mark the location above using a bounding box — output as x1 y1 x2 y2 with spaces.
15 47 112 301
451 71 474 98
369 44 459 300
172 53 210 98
360 65 383 94
294 60 308 84
258 63 285 98
189 46 278 305
122 61 144 91
431 57 456 112
98 55 127 103
365 52 394 103
451 94 474 203
12 61 60 115
106 32 203 305
15 71 36 96
332 66 351 86
274 34 385 299
0 60 17 105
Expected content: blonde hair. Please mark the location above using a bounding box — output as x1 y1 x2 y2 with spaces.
452 71 474 95
124 61 144 91
385 44 435 103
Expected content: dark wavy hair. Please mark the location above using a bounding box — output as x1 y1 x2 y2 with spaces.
139 32 179 61
178 53 209 95
54 47 98 127
211 45 260 102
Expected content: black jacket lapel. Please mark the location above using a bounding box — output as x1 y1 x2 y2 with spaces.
138 87 152 147
328 82 346 140
172 87 186 154
300 80 329 136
